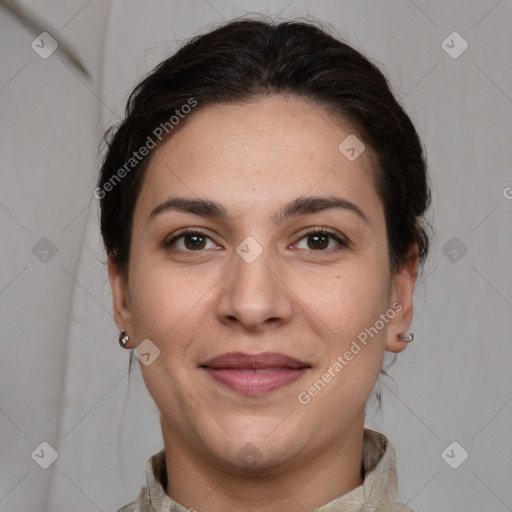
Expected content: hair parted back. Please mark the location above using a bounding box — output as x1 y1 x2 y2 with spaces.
98 16 430 279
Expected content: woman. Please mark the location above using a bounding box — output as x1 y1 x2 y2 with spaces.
97 16 430 512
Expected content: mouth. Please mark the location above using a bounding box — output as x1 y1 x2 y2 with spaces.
199 352 312 395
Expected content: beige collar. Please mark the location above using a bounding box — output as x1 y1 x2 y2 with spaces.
120 428 413 512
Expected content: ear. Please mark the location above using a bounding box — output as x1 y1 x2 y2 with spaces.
385 244 420 353
108 254 133 347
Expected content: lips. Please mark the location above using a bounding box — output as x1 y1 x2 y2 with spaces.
199 352 311 395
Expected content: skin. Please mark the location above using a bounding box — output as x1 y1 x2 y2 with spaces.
109 96 419 511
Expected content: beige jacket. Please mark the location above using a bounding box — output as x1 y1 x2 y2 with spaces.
116 428 414 512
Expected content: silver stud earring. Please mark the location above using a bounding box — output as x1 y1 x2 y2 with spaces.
118 330 130 348
397 332 414 342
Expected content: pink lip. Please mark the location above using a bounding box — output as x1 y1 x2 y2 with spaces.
200 351 311 395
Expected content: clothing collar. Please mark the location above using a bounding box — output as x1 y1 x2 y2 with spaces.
128 428 413 512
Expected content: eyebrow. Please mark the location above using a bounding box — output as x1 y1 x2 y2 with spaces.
148 195 369 225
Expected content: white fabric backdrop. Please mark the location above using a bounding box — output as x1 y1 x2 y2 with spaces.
1 1 511 511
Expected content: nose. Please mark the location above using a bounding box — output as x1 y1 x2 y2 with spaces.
216 242 294 333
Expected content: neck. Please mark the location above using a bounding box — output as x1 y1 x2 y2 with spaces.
162 420 365 512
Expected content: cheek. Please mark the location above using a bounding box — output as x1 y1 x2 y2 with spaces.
299 262 390 405
127 255 217 342
299 260 391 343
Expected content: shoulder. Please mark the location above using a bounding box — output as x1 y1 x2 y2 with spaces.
113 449 167 512
114 501 137 512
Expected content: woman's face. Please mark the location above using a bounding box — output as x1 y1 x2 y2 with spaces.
110 96 417 473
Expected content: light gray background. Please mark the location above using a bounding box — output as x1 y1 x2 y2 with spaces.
1 1 511 511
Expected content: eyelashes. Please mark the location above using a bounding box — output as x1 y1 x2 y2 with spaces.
163 226 350 254
164 229 219 252
295 227 349 251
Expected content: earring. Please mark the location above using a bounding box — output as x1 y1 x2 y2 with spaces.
397 332 414 342
118 330 130 348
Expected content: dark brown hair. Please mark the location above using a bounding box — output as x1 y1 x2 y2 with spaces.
98 17 431 407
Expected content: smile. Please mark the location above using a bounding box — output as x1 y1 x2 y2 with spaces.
199 351 311 395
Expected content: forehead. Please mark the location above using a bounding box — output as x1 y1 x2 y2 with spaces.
136 96 383 223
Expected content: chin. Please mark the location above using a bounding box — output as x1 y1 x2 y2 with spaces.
200 424 303 474
219 442 299 475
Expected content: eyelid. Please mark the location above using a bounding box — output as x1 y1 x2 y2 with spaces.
293 226 350 249
163 227 221 249
163 226 350 252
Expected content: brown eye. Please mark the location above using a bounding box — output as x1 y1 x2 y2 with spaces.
183 233 207 250
307 233 329 250
295 229 348 251
164 230 218 252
